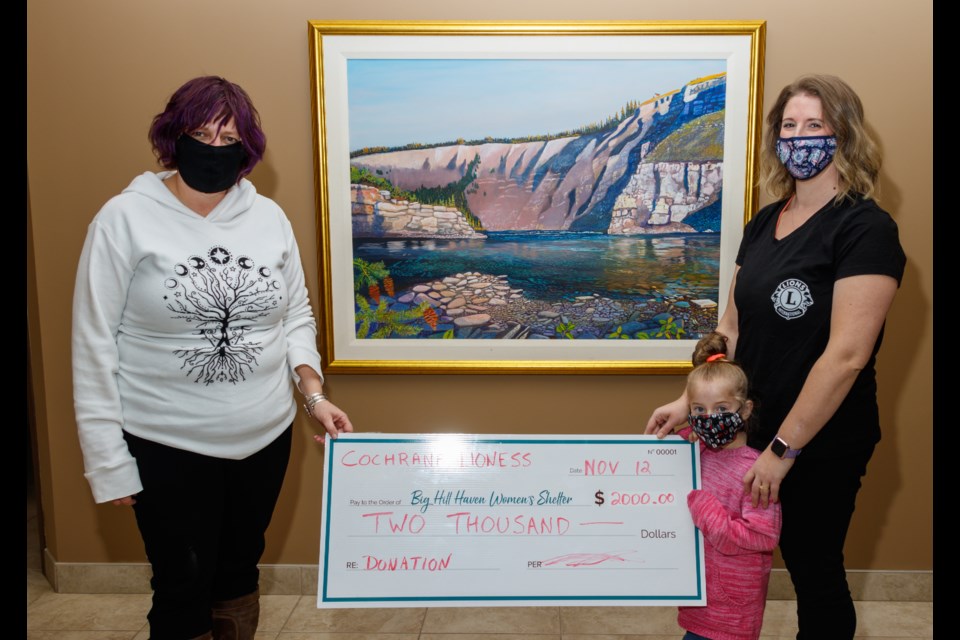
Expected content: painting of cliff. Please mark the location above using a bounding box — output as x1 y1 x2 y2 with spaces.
345 59 727 343
308 23 767 371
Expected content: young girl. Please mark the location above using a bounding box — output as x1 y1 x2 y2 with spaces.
678 332 782 640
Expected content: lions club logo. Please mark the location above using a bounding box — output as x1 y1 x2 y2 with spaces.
771 279 813 320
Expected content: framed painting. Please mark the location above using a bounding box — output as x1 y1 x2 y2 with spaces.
308 21 765 374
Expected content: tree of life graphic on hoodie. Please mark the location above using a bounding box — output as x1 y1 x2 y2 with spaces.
162 244 280 384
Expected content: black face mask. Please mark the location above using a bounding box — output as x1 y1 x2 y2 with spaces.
175 134 247 193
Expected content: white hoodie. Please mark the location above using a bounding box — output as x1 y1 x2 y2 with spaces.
72 171 323 503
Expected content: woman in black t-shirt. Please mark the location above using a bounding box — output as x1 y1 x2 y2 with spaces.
646 74 905 639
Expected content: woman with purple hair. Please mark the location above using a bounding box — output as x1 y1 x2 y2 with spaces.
72 76 353 639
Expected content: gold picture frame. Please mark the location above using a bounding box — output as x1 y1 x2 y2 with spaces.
308 20 766 374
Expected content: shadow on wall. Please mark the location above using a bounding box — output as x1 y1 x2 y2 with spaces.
845 168 924 568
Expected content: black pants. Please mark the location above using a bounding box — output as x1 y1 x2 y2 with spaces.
124 427 292 639
778 443 874 639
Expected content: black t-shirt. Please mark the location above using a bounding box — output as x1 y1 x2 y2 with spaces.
735 195 906 457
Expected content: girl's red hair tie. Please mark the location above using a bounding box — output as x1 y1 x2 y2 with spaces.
706 353 726 363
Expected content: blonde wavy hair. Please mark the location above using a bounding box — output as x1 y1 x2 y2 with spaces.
687 331 751 412
760 74 881 202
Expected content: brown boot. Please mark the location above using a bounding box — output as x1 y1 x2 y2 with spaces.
211 588 260 639
187 633 213 640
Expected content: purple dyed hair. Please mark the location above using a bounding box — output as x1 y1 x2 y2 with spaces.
148 76 266 179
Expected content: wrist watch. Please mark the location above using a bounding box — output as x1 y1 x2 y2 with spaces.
770 436 802 459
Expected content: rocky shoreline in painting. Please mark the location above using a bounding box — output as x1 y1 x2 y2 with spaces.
361 271 717 340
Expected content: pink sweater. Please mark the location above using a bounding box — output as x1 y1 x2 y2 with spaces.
679 441 782 640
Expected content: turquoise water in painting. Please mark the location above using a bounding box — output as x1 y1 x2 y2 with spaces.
352 232 721 304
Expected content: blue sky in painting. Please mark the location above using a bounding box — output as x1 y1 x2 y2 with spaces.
347 59 726 151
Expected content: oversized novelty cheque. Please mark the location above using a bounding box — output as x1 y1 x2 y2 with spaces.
318 433 704 607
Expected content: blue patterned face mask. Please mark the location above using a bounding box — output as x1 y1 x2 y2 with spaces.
688 411 745 449
776 135 837 180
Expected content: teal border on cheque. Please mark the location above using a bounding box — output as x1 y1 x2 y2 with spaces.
320 435 703 605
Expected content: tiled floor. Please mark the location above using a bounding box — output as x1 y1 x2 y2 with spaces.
27 488 934 639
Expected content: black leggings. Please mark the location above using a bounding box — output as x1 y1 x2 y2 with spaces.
778 444 874 639
124 426 292 639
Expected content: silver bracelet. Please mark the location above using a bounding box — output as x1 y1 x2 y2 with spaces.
303 392 328 418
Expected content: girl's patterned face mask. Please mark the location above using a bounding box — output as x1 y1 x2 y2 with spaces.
688 410 745 449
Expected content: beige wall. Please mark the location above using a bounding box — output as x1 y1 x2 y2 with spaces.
27 0 932 570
